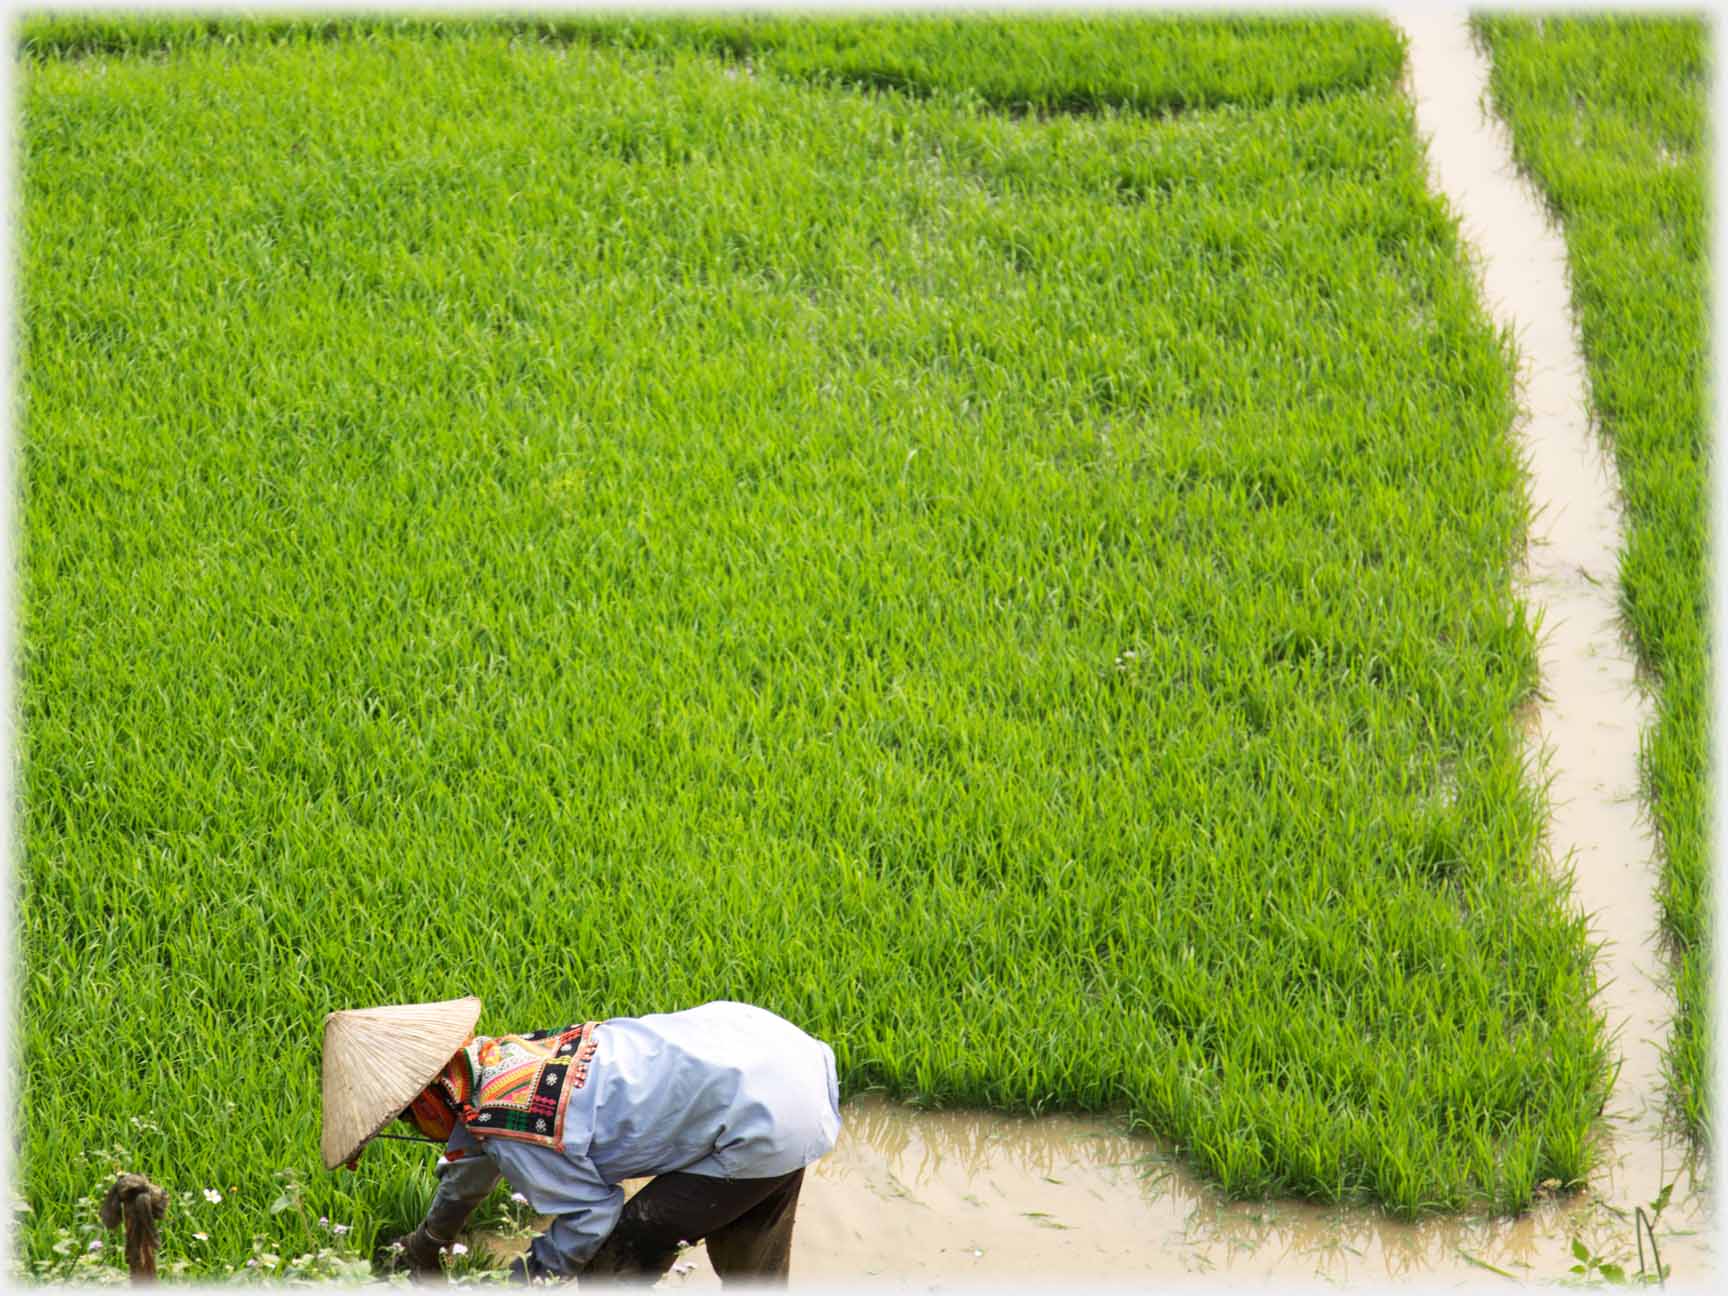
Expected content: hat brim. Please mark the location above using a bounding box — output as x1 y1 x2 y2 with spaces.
321 996 482 1169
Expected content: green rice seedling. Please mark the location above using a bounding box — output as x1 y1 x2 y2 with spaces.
16 9 1404 115
1473 13 1712 1145
17 12 1610 1274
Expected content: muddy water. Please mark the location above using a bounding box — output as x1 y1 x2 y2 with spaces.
488 15 1714 1289
1400 0 1713 1259
482 1095 1708 1289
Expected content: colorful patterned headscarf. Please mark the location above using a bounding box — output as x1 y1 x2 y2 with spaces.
402 1081 461 1144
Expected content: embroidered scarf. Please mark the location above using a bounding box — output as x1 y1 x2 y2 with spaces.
423 1023 599 1150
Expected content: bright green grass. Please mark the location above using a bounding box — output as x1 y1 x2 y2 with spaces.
18 9 1404 113
18 14 1607 1277
1474 14 1711 1144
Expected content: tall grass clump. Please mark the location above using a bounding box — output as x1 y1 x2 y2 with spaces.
1474 14 1712 1145
18 14 1607 1276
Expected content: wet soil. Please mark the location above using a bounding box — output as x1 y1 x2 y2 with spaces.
482 1095 1708 1287
484 13 1713 1288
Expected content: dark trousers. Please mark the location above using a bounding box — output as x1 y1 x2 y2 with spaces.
580 1168 805 1286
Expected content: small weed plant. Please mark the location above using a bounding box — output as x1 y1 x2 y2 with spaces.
1563 1183 1675 1287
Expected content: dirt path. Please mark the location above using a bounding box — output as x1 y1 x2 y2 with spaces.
484 15 1712 1288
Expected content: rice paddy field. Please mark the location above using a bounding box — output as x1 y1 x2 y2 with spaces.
1474 12 1712 1148
9 10 1640 1281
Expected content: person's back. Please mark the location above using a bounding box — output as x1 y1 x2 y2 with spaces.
578 1000 842 1181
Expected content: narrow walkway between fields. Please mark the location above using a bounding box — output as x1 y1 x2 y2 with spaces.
1397 8 1706 1235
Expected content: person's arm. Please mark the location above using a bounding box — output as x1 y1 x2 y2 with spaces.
423 1125 503 1239
395 1125 502 1276
498 1148 624 1281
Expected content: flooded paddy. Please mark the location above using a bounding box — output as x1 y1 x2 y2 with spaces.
481 1095 1708 1288
16 11 1711 1288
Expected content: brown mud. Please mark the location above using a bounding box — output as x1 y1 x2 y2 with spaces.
484 12 1713 1288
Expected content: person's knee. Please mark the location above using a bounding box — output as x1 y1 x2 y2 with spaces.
580 1226 678 1284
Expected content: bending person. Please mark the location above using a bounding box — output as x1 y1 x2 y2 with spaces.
321 996 841 1285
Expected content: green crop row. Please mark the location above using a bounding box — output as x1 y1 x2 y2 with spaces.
17 14 1607 1278
18 9 1402 115
1473 13 1712 1144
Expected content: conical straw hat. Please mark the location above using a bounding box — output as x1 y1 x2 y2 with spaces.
321 996 482 1169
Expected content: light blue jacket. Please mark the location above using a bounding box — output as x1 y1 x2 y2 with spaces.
423 1001 841 1275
